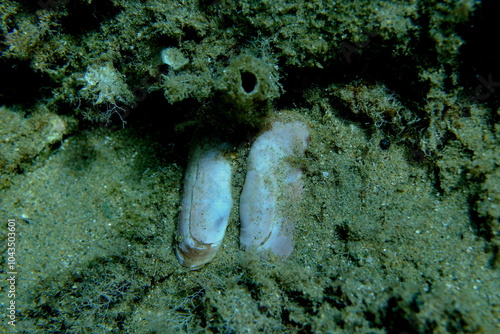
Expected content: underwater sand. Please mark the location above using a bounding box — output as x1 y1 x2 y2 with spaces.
1 0 499 333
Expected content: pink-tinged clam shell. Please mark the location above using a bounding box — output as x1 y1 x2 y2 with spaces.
240 116 310 259
176 137 233 270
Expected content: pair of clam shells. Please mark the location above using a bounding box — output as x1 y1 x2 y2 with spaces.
176 117 310 270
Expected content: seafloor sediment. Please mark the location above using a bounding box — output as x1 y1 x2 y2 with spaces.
0 0 498 332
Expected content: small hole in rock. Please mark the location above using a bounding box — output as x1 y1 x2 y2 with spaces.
240 71 257 94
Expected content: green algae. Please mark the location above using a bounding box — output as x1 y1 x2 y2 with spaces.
1 0 499 333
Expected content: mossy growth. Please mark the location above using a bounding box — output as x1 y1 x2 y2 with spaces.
332 82 421 135
22 256 149 333
78 63 135 106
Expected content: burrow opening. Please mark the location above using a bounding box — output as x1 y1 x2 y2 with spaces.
240 70 258 94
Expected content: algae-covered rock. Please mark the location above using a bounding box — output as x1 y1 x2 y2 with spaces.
160 47 189 70
0 106 72 188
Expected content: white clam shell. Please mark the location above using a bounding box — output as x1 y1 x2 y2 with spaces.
240 117 310 259
176 137 233 270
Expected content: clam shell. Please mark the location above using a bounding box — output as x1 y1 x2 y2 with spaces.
176 137 233 270
240 117 310 259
